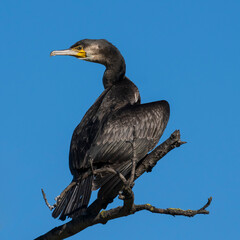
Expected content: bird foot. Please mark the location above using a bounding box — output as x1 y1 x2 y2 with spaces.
54 195 61 203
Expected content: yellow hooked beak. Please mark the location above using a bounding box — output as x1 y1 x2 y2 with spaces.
50 47 87 58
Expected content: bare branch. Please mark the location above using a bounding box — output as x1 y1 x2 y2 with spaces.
93 167 128 185
41 189 55 211
42 182 77 213
35 130 211 240
35 197 212 240
135 197 213 217
87 130 186 214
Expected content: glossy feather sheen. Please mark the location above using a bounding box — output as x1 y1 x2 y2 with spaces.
53 78 170 220
52 39 170 220
91 101 169 164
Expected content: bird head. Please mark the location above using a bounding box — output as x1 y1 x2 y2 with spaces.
50 39 122 67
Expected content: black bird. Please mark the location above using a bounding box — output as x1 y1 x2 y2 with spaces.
50 39 170 220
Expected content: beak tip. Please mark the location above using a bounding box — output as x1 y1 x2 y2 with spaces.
50 51 55 57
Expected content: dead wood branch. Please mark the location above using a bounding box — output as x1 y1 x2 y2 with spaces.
35 197 212 240
41 189 56 211
35 130 211 240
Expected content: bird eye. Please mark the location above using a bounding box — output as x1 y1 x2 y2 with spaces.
77 46 83 50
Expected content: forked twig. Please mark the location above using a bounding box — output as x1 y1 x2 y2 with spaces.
41 189 56 211
35 130 212 240
41 182 77 212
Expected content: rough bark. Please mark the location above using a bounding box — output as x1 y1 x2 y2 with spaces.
35 130 212 240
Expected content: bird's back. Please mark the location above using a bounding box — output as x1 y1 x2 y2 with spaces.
69 77 140 177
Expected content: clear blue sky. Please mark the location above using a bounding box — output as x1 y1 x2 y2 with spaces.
0 1 239 239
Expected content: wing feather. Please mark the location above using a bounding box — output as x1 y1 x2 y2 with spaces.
90 100 170 166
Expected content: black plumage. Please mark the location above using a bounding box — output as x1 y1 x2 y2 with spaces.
50 39 170 220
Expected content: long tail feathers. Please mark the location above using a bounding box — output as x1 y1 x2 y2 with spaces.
53 161 134 219
52 175 93 221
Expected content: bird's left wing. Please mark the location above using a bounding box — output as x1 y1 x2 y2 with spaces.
89 100 170 166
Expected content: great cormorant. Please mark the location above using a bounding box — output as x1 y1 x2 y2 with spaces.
50 39 170 220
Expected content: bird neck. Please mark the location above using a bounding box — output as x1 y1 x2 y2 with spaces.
102 57 126 89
